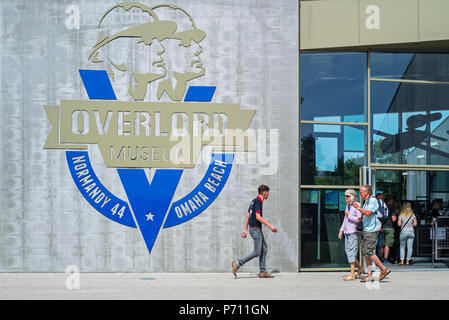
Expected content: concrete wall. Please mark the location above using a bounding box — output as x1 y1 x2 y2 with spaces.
0 0 299 272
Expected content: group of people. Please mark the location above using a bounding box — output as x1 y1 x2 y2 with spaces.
230 184 416 281
339 185 417 281
374 192 418 266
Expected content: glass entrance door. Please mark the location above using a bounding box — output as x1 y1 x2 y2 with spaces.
374 169 449 258
374 169 449 221
301 188 359 269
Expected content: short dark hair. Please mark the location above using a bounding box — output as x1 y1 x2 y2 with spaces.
258 185 270 194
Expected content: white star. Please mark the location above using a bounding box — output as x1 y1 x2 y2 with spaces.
145 211 155 221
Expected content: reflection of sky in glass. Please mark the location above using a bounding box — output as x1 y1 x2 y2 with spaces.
311 124 365 171
370 53 414 79
324 190 338 210
373 112 448 142
373 113 398 142
304 52 449 169
314 116 340 133
371 81 401 114
344 114 364 122
372 54 449 82
431 111 449 132
371 80 401 143
344 126 364 151
344 152 364 164
316 137 337 171
300 52 366 121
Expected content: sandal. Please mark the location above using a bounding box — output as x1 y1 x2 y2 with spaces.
356 271 363 279
343 274 357 281
360 275 374 282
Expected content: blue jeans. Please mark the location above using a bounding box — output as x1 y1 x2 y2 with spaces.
400 230 415 261
237 228 267 272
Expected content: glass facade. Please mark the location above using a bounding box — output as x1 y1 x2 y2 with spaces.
301 188 360 268
371 53 449 82
301 123 365 186
300 51 449 269
300 53 366 122
371 81 449 166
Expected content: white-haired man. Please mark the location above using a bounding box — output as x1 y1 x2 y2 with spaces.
353 184 391 282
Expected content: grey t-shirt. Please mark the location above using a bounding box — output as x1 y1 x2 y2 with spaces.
399 214 416 232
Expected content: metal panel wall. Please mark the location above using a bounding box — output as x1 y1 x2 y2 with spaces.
0 0 299 272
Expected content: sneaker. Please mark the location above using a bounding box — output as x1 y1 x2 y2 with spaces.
232 261 239 278
259 272 275 278
379 268 391 281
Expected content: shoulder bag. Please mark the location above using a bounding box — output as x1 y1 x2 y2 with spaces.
400 215 413 232
354 203 364 232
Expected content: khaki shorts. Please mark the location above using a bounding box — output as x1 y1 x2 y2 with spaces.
361 231 379 257
382 227 395 247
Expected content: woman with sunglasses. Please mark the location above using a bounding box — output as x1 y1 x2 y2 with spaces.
338 189 363 280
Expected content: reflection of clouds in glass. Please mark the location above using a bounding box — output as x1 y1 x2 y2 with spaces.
370 53 414 79
316 137 337 172
300 52 366 121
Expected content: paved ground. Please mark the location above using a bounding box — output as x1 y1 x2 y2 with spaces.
0 268 449 300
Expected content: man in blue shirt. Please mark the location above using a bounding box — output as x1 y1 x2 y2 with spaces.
353 185 391 282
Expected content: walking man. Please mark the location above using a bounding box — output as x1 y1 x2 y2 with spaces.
232 185 277 278
353 185 391 282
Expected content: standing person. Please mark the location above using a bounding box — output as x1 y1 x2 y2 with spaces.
232 185 277 278
430 200 442 219
381 195 397 264
353 185 391 282
338 189 363 280
392 200 402 263
397 202 418 265
375 192 388 258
